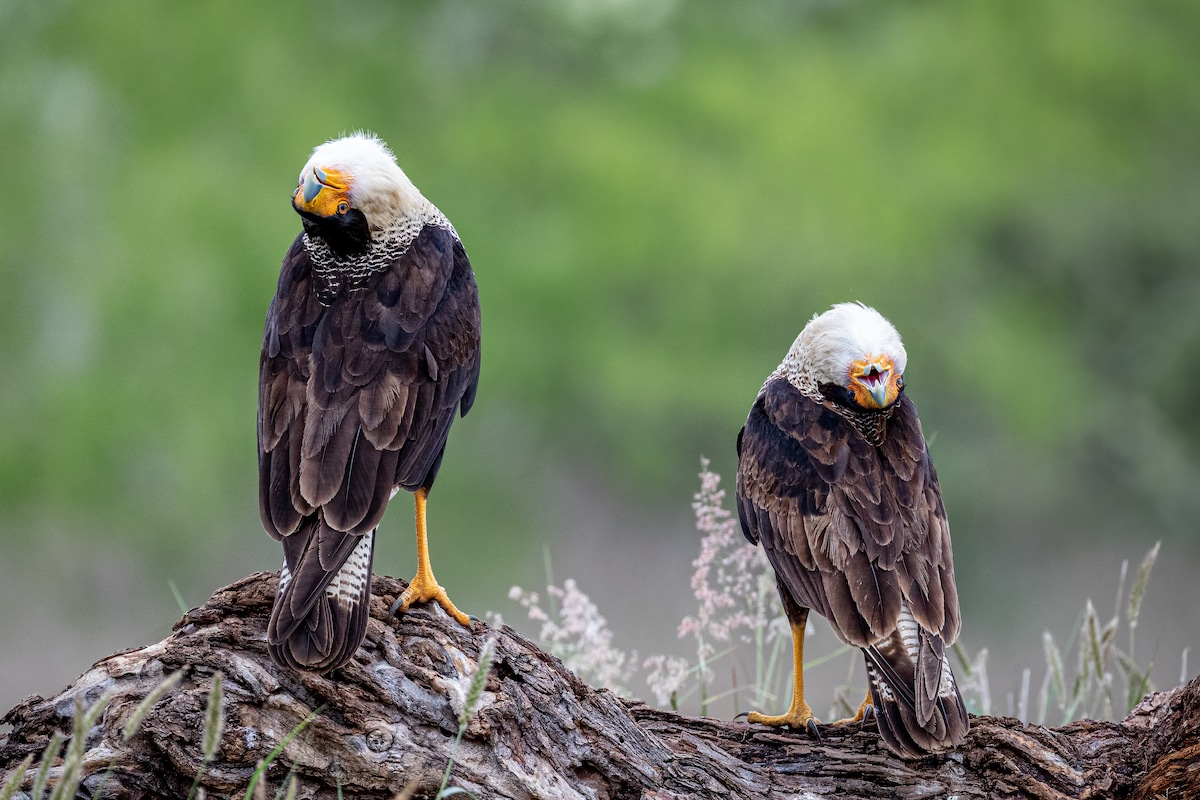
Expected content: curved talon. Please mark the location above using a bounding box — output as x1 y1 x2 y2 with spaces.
834 691 875 726
805 718 822 741
733 711 751 722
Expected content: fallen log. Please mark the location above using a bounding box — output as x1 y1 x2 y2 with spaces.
1 573 1196 799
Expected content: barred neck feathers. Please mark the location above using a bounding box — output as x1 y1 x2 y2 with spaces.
299 133 458 298
770 302 908 400
304 204 455 273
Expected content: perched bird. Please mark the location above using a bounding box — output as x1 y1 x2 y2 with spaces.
258 133 481 673
736 302 968 758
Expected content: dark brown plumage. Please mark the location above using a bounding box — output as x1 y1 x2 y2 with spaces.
736 302 967 758
259 134 480 673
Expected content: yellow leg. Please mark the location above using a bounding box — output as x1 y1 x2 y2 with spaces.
390 488 470 626
835 690 874 725
747 617 820 737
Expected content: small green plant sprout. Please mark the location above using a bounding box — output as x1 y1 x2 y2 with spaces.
436 633 498 800
1034 542 1162 725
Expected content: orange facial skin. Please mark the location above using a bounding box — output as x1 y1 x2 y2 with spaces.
293 165 351 219
847 354 903 409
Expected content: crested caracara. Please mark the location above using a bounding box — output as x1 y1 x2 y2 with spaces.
736 302 968 758
259 133 481 673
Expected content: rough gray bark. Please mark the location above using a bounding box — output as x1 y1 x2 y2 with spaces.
1 573 1197 799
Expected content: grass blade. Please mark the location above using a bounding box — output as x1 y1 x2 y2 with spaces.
1084 600 1104 679
1042 631 1066 712
168 578 190 615
187 672 226 800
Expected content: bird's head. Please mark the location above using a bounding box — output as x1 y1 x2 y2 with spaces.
783 302 908 410
292 132 426 257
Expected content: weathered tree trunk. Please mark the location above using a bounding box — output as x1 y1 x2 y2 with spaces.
1 573 1196 799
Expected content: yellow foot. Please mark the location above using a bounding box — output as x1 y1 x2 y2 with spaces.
746 707 821 740
833 692 875 726
390 574 470 627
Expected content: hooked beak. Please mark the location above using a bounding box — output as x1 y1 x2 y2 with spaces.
292 165 350 218
866 374 890 408
849 357 900 409
301 166 326 204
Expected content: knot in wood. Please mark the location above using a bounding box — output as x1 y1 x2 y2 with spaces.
365 723 394 752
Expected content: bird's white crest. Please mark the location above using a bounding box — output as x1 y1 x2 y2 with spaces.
300 132 428 231
774 302 908 394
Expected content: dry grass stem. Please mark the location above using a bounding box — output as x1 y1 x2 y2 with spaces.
1127 541 1159 632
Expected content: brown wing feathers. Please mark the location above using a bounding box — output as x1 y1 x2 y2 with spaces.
737 377 967 756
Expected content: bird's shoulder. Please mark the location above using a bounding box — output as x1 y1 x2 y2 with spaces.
738 377 858 495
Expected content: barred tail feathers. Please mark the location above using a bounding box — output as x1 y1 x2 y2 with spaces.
864 604 969 759
268 515 375 673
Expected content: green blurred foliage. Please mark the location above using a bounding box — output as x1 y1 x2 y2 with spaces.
0 0 1198 702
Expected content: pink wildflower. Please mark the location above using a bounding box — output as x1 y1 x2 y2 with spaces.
679 458 782 652
509 580 637 696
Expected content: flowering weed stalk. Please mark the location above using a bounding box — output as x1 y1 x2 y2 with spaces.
667 458 786 715
509 579 637 695
507 459 790 715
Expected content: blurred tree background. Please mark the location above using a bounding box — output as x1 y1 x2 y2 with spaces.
1 0 1197 715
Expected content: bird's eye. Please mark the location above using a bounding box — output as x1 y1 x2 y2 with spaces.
336 201 349 215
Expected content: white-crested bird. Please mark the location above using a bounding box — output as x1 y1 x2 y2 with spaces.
736 302 968 758
258 133 481 672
